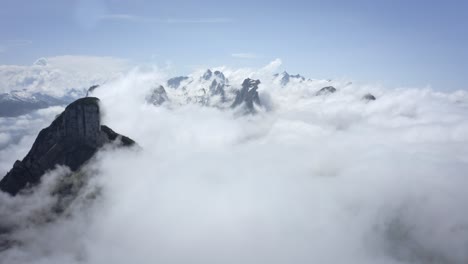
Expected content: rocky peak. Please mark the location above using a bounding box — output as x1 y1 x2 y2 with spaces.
167 76 190 89
147 85 169 106
231 78 261 113
275 71 305 86
202 69 213 80
362 93 376 101
280 71 290 86
0 97 135 195
316 86 337 96
213 71 226 82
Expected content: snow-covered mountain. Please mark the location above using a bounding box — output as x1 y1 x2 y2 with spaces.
137 69 371 114
0 89 85 117
141 69 263 113
273 71 306 86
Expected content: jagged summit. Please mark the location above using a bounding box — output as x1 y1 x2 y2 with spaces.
167 76 190 89
231 78 262 113
0 97 135 195
274 71 306 86
202 69 213 80
147 85 169 106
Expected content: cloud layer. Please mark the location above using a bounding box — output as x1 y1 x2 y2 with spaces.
0 55 130 97
1 61 468 264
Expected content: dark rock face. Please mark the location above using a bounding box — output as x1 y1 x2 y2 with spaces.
147 85 169 105
0 97 135 195
202 69 213 80
362 93 376 101
316 86 337 96
231 78 261 113
280 72 290 86
207 70 227 99
213 71 226 82
167 76 189 89
209 80 226 99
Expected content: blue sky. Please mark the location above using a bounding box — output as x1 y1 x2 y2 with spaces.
1 0 467 90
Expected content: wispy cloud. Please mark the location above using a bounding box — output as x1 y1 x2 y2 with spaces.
231 53 258 59
165 18 233 24
97 14 233 24
98 14 143 22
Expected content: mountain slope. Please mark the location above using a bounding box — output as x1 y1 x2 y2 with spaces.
0 97 135 195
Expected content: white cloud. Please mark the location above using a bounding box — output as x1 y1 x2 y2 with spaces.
98 14 142 22
94 13 233 25
1 64 468 263
0 55 131 96
261 58 282 73
165 18 233 24
231 53 258 59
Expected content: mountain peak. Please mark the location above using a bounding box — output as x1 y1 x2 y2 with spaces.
0 97 135 195
202 69 213 80
231 78 261 113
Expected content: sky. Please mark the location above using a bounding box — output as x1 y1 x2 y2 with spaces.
0 0 467 90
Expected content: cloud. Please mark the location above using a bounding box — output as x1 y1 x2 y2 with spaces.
261 58 282 72
165 18 233 24
1 64 468 263
97 14 142 22
0 55 131 96
231 53 258 59
94 13 233 25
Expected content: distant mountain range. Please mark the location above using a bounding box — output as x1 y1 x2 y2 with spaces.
0 89 86 117
2 69 376 117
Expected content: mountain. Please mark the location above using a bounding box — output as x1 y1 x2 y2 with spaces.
0 97 135 196
231 78 262 113
167 76 190 89
0 89 85 117
147 85 169 105
362 93 376 101
316 86 337 96
148 70 378 112
154 69 236 108
274 71 306 86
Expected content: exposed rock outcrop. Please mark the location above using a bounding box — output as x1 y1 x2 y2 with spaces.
202 69 213 80
362 93 376 101
274 72 305 86
0 97 135 195
167 76 190 89
316 86 337 96
231 78 262 113
147 85 169 106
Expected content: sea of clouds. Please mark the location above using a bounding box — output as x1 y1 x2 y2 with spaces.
1 58 468 264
